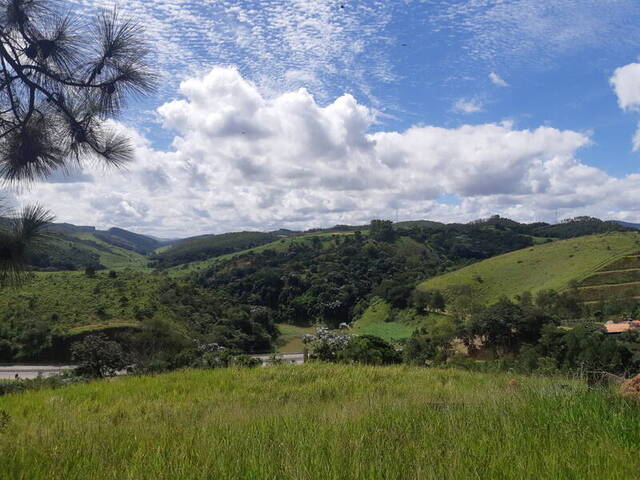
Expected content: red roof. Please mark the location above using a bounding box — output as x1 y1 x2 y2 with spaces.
604 321 640 334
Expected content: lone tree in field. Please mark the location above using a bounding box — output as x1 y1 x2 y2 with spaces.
0 0 155 283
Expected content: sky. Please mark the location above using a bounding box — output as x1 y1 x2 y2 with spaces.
11 0 640 237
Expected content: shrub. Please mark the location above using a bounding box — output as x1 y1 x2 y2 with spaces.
303 328 353 362
230 355 261 368
403 335 440 366
337 335 401 365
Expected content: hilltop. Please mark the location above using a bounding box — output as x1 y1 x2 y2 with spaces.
418 232 640 305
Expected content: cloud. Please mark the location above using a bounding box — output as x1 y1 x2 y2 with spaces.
611 63 640 111
9 67 640 236
610 62 640 150
489 72 509 87
633 125 640 152
453 98 483 114
66 0 396 106
434 0 640 70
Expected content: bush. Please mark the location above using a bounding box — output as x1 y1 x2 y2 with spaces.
403 335 440 366
0 374 84 397
230 354 261 368
337 335 401 365
303 328 353 362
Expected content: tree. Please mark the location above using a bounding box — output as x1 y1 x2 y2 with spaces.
469 297 551 355
369 219 395 242
412 289 445 314
71 333 128 378
0 0 155 281
0 204 52 285
0 1 155 182
337 335 401 365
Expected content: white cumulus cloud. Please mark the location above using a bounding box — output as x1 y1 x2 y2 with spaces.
489 72 509 87
610 62 640 111
453 98 483 114
9 67 640 236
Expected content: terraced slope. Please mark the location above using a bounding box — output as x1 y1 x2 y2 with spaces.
575 253 640 302
418 232 640 305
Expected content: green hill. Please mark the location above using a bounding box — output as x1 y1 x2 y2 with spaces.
24 223 158 271
418 232 640 305
149 231 280 268
1 364 638 480
574 252 640 303
0 270 163 329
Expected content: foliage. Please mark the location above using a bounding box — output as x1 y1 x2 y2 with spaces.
0 0 156 183
0 373 84 397
0 206 53 285
336 334 401 365
303 327 354 362
70 333 129 378
535 324 637 375
411 288 445 313
467 297 552 355
369 219 395 242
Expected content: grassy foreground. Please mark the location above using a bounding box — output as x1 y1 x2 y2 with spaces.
1 364 639 480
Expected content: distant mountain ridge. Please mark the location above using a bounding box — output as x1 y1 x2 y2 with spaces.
8 214 635 271
612 220 640 230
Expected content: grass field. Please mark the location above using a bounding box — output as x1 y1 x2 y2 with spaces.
418 232 640 305
352 298 450 341
1 364 638 479
275 323 315 353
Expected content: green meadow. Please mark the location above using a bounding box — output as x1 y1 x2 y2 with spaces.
419 232 640 304
1 364 638 480
352 297 450 341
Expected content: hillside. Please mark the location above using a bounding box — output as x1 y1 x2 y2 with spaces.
1 364 638 480
0 270 162 329
25 223 160 271
575 252 640 303
351 297 451 342
418 232 640 305
149 231 281 268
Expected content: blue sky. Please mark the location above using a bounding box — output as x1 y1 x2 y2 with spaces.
16 0 640 236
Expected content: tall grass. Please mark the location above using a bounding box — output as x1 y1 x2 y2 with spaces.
1 364 639 479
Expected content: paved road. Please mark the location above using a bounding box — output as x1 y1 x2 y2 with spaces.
253 353 305 365
0 365 75 380
0 354 306 380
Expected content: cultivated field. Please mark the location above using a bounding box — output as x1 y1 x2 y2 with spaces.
1 364 638 479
